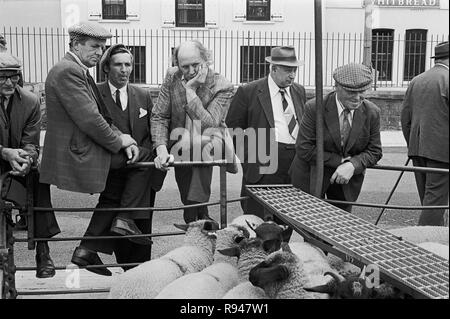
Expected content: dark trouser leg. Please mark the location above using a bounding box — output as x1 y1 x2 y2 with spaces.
413 157 449 226
325 183 353 213
175 166 209 223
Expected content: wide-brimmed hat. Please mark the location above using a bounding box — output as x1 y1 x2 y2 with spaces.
0 52 22 71
431 41 449 59
265 46 304 67
68 21 112 42
333 63 373 92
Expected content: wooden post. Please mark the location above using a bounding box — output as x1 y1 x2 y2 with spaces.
363 0 374 67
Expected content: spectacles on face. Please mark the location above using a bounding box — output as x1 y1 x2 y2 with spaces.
0 74 20 84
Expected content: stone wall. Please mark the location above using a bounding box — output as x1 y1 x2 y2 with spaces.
26 83 406 131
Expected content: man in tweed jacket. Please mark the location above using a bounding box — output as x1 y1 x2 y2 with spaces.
151 40 234 223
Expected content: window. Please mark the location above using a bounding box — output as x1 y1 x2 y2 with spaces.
404 29 427 81
176 0 205 28
247 0 271 21
96 46 146 84
372 29 394 81
240 46 272 83
102 0 126 20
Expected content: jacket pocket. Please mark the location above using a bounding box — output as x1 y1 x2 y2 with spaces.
69 129 91 155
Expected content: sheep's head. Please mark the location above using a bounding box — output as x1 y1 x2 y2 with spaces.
174 219 220 239
218 237 275 259
248 251 296 288
215 224 249 251
250 222 292 253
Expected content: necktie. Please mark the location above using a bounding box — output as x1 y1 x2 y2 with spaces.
341 108 352 149
1 95 9 123
279 89 297 138
115 89 123 110
86 69 113 125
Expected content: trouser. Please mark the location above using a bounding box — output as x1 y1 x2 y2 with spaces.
241 143 296 240
324 183 353 213
412 157 449 226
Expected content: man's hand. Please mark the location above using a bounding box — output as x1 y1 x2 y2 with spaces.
330 161 355 185
120 134 137 149
125 144 140 164
185 63 208 91
154 145 173 171
1 148 33 176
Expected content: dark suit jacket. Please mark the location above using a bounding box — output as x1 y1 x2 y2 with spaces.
40 53 122 194
401 64 449 163
98 82 166 191
226 77 306 183
289 92 382 201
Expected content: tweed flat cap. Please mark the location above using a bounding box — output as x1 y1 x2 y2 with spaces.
333 63 373 92
68 21 112 41
0 52 22 71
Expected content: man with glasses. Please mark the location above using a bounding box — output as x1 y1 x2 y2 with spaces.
0 52 60 278
226 46 306 236
290 63 382 213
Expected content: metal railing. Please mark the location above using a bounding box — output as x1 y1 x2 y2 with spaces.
1 26 447 88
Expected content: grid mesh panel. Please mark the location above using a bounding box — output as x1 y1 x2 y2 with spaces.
246 185 449 299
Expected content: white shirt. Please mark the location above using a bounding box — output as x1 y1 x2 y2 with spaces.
335 94 354 129
108 81 128 111
268 74 297 144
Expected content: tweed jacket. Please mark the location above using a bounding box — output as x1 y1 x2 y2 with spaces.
401 64 449 163
226 77 306 183
150 67 234 151
0 87 40 173
40 53 123 194
289 92 382 201
98 82 166 191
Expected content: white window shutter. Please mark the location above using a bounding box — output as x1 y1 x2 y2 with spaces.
88 0 102 20
127 0 141 20
233 0 246 21
161 0 176 27
205 0 219 28
271 0 285 22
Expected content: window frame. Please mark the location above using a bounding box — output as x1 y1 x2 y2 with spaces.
240 45 273 83
403 29 428 81
175 0 205 28
371 28 395 82
102 0 127 20
246 0 271 21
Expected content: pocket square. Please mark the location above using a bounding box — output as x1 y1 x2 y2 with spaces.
139 108 148 118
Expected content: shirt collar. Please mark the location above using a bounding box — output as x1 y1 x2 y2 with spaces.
108 81 127 96
435 62 449 70
68 51 89 72
268 74 291 99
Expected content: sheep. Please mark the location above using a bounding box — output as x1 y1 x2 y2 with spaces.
154 225 250 299
108 219 219 299
249 244 321 299
387 226 449 245
230 214 265 238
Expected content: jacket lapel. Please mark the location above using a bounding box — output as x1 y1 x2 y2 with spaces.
344 103 366 154
324 92 342 151
257 78 275 128
290 86 303 124
127 85 137 133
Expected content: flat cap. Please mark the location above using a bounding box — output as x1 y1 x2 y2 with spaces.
333 63 373 92
68 21 112 41
0 52 22 71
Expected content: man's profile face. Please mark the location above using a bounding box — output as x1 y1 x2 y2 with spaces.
73 38 106 68
107 52 133 89
0 70 20 97
177 47 205 81
335 84 366 110
271 65 297 88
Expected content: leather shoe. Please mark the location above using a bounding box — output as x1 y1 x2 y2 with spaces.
35 242 56 278
15 216 28 231
71 246 112 276
110 217 152 246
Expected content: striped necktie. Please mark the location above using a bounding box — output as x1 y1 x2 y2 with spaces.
341 108 352 149
279 88 297 138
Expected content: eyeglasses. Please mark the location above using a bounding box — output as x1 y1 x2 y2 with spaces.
0 74 20 84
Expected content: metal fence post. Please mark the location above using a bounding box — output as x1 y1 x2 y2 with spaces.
219 165 227 229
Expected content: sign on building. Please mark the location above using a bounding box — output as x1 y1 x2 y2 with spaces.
372 0 440 7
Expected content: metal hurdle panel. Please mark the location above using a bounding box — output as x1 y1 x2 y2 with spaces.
245 185 449 299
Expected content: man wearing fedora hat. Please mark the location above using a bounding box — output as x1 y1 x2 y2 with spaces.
0 52 61 278
290 63 382 213
226 46 306 229
401 41 449 226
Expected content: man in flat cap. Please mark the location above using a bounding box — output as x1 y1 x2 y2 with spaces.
401 41 449 226
226 46 306 232
290 63 382 212
40 22 140 276
79 44 166 270
0 52 60 278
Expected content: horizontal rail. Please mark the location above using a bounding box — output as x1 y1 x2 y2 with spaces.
128 160 228 169
325 199 449 210
16 288 110 295
16 262 140 271
371 165 449 174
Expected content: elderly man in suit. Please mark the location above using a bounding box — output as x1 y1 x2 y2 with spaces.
401 41 449 226
226 46 306 228
0 52 60 278
40 22 140 276
151 40 234 223
81 44 165 270
290 63 382 213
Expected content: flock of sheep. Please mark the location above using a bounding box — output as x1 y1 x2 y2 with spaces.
108 215 449 299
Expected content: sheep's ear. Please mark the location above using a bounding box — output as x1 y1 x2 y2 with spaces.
234 236 245 244
263 239 282 253
174 223 189 232
281 242 292 253
218 247 240 258
281 226 292 242
245 219 257 232
304 283 335 295
203 220 220 231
